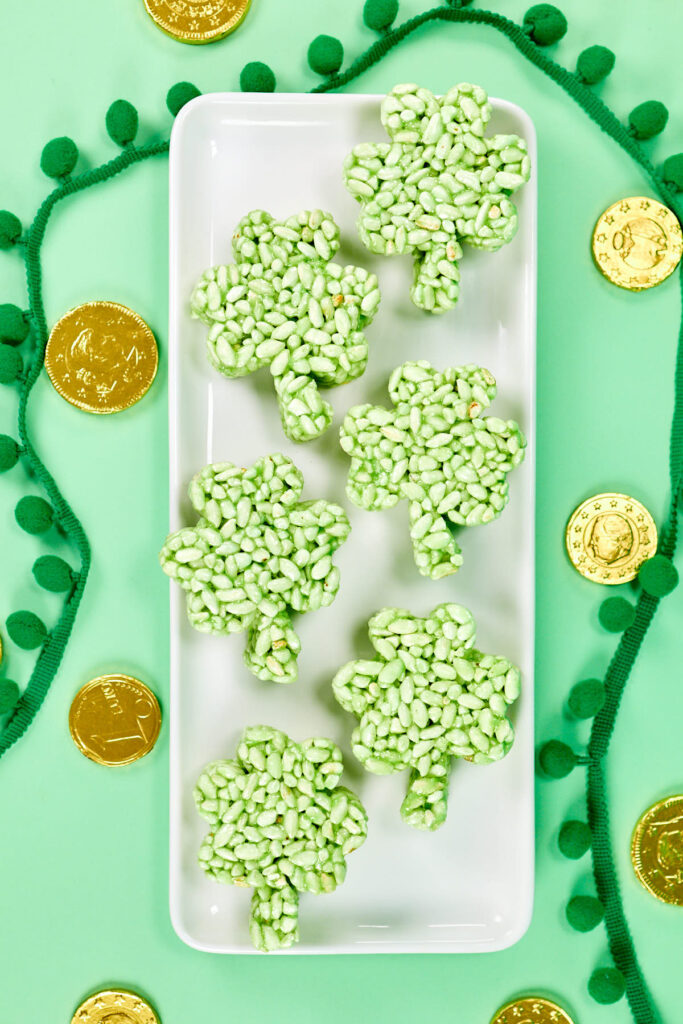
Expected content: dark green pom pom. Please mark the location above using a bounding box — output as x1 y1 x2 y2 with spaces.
589 968 626 1004
0 680 20 713
0 303 27 343
6 610 47 650
661 153 683 191
568 678 606 719
538 739 577 778
33 555 73 593
566 894 604 932
308 35 344 76
363 0 399 31
599 596 636 632
40 137 79 178
0 344 22 384
523 4 568 45
240 62 276 93
106 99 138 146
638 554 678 597
15 495 53 535
0 434 19 472
166 82 201 118
576 45 615 85
559 820 592 859
0 210 22 249
629 100 669 140
0 304 29 344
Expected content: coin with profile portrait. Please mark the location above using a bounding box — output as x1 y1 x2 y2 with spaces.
565 492 657 584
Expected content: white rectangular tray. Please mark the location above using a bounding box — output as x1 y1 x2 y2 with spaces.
168 91 536 954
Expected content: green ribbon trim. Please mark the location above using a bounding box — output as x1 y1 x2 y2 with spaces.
2 7 681 1021
1 141 168 757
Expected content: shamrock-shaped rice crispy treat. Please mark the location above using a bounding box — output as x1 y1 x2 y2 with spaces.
339 360 526 579
191 209 381 442
160 454 350 683
332 603 520 831
195 725 368 951
343 82 530 313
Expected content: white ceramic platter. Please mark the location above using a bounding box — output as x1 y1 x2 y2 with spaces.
168 92 536 954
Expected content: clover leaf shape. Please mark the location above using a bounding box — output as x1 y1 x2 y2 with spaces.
343 82 530 313
191 209 381 442
160 454 350 682
339 361 526 579
195 725 368 951
332 603 520 831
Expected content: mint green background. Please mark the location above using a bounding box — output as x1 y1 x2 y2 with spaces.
1 2 682 1021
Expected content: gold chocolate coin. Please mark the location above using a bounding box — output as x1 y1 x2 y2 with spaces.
490 996 575 1024
69 674 161 767
143 0 252 44
45 301 158 414
592 196 682 290
565 492 657 584
631 795 683 905
72 988 159 1024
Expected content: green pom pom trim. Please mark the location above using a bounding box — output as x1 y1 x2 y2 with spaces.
6 611 47 651
538 739 577 778
523 4 568 46
0 434 20 472
589 968 626 1004
167 82 201 118
661 153 683 191
566 894 604 932
0 680 20 714
32 555 73 593
638 553 679 597
0 304 29 345
629 100 669 140
599 596 636 632
0 210 22 250
308 35 344 76
363 0 399 31
15 495 54 535
240 62 276 94
106 99 139 147
576 45 615 84
568 678 606 719
0 345 22 384
559 819 592 859
40 137 79 179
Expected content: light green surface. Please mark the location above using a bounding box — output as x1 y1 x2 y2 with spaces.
1 1 682 1021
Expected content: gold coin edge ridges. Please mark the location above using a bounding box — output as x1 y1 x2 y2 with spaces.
565 491 656 584
631 794 683 904
69 673 161 766
45 300 158 414
143 0 251 43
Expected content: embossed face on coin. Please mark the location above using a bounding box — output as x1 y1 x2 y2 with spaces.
566 492 657 584
632 795 683 905
45 301 158 414
490 996 575 1024
69 675 161 767
592 197 682 290
143 0 252 44
587 513 634 565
